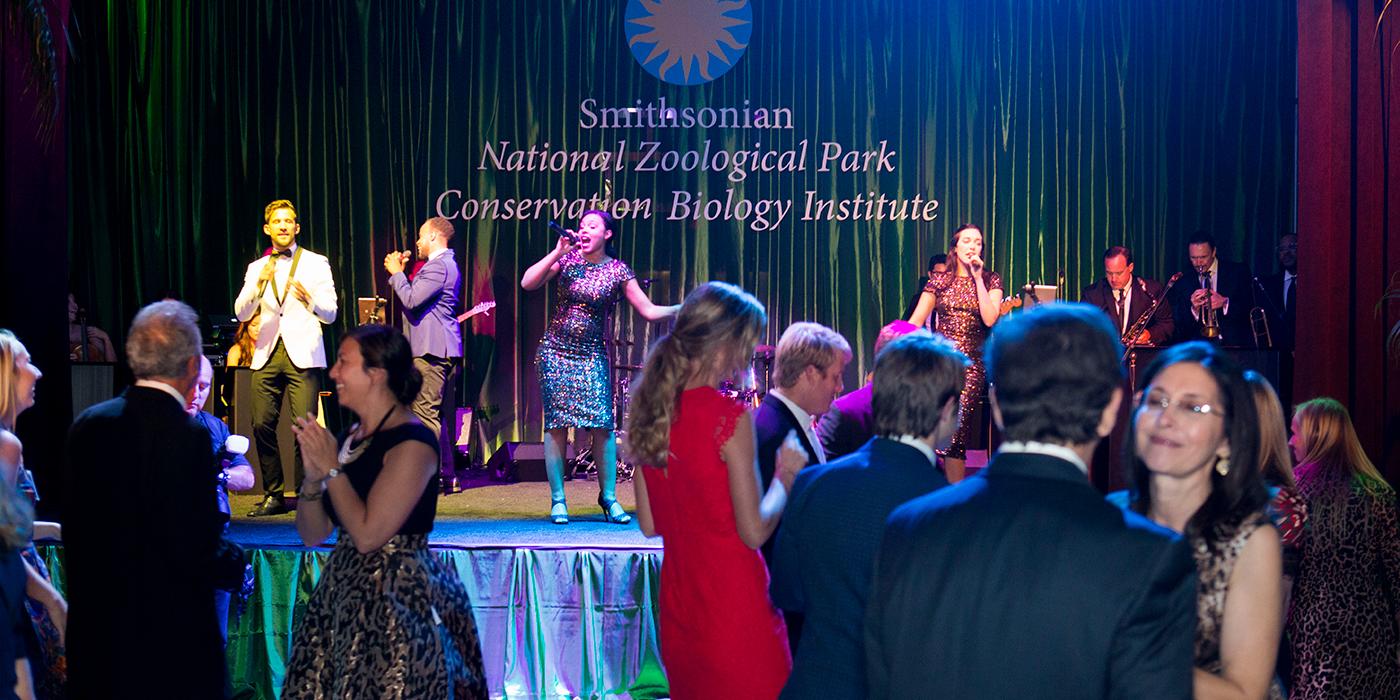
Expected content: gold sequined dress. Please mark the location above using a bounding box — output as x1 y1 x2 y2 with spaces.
923 270 1001 458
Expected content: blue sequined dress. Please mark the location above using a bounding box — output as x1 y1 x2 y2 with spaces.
535 251 635 430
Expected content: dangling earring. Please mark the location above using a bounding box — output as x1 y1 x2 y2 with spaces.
1215 455 1231 476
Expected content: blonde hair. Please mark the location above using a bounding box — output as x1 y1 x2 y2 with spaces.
1293 397 1390 539
772 322 851 389
625 282 767 466
1245 371 1295 489
0 330 27 430
263 198 297 224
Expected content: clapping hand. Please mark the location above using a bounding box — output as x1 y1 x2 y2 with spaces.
775 430 809 490
291 413 338 481
290 280 312 305
383 250 410 275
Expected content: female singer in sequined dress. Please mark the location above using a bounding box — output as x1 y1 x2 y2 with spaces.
907 224 1003 481
521 211 680 525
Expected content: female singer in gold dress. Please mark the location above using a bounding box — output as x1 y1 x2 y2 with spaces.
907 224 1003 480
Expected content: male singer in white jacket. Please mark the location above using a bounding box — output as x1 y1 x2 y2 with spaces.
234 198 338 516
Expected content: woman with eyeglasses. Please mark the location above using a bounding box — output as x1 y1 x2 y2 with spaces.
1119 342 1283 699
1285 398 1400 699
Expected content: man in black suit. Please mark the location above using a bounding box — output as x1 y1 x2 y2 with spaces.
902 254 947 328
755 321 850 650
1257 232 1298 408
772 331 966 700
864 303 1195 699
1257 232 1297 352
65 301 245 699
816 320 921 461
1081 245 1174 346
1169 231 1253 346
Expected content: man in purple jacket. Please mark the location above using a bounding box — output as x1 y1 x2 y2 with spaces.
384 216 463 438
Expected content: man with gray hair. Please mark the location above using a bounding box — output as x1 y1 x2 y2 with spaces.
65 301 245 698
771 331 968 699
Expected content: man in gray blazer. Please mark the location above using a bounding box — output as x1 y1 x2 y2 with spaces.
384 216 463 438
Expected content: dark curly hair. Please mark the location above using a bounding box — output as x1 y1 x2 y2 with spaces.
345 324 422 406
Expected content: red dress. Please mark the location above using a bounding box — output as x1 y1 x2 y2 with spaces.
642 387 791 699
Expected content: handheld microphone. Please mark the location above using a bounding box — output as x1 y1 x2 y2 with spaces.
547 221 578 244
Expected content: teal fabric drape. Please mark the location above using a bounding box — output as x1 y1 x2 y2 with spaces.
68 1 1295 447
39 544 666 699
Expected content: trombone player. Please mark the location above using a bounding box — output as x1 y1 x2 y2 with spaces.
1081 246 1174 346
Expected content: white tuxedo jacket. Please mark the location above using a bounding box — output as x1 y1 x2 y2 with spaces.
233 246 338 370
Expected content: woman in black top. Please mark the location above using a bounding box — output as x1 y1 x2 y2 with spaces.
283 325 487 698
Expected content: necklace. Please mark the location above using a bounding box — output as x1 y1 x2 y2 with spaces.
336 405 399 465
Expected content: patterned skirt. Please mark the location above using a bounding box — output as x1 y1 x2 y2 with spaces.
282 533 488 699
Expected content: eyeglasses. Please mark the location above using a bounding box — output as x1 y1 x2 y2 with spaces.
1137 390 1225 421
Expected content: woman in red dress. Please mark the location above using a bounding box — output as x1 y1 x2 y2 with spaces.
625 281 807 700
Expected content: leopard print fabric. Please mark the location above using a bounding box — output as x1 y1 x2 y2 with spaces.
282 533 488 699
1287 478 1400 700
1191 509 1285 700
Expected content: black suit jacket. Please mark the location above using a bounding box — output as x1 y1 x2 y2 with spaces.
771 438 949 700
864 451 1195 700
1256 271 1295 351
1081 277 1175 345
1169 259 1254 346
755 393 822 493
815 383 873 462
65 386 244 699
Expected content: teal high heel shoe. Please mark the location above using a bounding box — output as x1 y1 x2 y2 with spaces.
550 499 569 525
598 495 632 525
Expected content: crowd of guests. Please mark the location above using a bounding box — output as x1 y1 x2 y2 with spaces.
0 223 1385 699
622 287 1399 699
1 303 488 699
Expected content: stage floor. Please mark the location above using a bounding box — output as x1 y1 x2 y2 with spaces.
228 477 655 549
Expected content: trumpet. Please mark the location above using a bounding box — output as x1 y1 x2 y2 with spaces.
1198 272 1221 339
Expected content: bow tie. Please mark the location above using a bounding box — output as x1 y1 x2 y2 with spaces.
274 249 293 258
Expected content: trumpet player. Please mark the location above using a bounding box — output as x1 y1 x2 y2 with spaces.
1080 246 1174 345
1168 231 1252 345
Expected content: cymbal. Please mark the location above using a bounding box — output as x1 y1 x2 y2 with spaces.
613 364 644 372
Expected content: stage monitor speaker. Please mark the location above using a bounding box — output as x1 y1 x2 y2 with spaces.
487 441 575 482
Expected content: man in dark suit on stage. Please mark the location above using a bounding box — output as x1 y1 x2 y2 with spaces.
1081 245 1174 346
772 331 966 700
864 303 1195 699
64 301 246 699
1169 231 1253 346
383 216 463 439
1257 232 1297 352
902 254 947 329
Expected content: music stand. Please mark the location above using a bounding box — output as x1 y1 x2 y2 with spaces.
357 297 387 325
1029 285 1059 306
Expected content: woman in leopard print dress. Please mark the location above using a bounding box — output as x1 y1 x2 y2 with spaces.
1286 398 1400 700
283 325 487 698
1122 343 1284 699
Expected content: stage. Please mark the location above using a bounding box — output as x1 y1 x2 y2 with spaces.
43 480 668 700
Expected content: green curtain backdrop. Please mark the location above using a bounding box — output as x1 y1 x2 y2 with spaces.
68 1 1295 445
